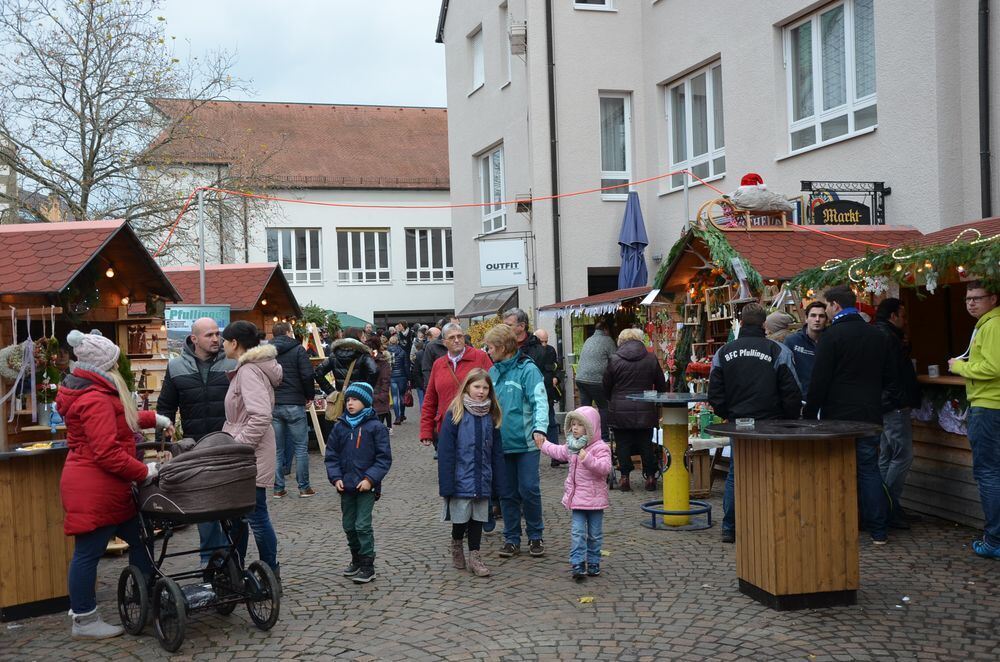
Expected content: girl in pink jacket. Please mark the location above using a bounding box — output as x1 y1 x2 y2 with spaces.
535 406 612 580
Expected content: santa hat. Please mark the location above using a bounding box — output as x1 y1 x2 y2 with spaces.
740 172 765 187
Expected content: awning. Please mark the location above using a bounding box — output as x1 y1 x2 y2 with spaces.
538 286 652 319
456 287 518 319
334 311 371 329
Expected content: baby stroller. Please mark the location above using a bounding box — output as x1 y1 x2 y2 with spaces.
116 432 281 653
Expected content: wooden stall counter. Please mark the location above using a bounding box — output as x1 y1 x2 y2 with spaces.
0 445 73 621
707 420 881 611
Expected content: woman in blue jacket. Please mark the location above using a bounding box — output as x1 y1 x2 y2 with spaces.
484 324 549 559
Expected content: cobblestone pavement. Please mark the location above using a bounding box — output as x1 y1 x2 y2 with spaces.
3 423 999 661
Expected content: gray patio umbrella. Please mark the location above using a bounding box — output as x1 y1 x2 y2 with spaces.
617 191 649 289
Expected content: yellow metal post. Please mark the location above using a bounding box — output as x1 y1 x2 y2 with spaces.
660 406 690 526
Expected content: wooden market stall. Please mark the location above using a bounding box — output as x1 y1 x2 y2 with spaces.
162 263 303 338
791 216 1000 529
0 220 181 620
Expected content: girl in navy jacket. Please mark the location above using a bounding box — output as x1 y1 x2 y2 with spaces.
436 368 505 577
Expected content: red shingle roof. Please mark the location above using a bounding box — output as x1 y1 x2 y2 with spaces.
0 220 125 294
145 99 449 190
724 226 924 280
539 287 652 311
906 216 1000 247
162 263 300 315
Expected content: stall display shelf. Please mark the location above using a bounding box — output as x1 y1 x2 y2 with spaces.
20 425 65 432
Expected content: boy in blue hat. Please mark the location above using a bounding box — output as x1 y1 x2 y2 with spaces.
325 381 393 583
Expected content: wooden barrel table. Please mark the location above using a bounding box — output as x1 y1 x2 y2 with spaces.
706 420 881 610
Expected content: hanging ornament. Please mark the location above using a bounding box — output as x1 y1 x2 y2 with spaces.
925 269 938 294
863 275 889 295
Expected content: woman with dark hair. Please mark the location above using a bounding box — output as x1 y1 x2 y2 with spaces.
387 334 409 425
315 326 377 394
221 320 283 574
366 337 393 432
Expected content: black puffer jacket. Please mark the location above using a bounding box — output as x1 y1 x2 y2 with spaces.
272 334 318 406
156 339 235 440
314 338 378 394
804 313 898 424
602 339 667 429
874 319 921 410
707 325 802 420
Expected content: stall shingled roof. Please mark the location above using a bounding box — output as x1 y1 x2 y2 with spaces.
656 225 923 292
162 263 302 317
0 220 181 300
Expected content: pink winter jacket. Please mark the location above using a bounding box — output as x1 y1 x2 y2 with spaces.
540 406 612 511
223 344 283 488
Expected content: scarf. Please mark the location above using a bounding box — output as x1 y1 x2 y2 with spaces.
566 434 589 455
463 395 491 418
344 406 374 429
449 348 466 370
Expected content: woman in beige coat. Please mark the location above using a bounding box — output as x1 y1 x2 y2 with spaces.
222 320 283 574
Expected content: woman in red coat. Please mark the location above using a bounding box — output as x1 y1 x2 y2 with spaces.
57 330 173 639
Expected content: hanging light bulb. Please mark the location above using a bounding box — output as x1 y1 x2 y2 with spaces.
895 264 903 272
924 260 933 270
105 265 115 278
120 296 130 306
272 316 279 322
159 324 166 332
957 265 966 273
260 298 268 307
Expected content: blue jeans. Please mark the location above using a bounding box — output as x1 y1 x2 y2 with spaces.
570 509 604 566
723 452 736 534
857 434 890 540
69 517 152 613
968 406 1000 546
500 450 544 545
391 376 409 422
273 404 309 492
416 388 424 410
879 408 914 516
236 487 279 571
198 521 230 567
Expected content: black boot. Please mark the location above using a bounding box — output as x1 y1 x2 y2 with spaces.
342 551 361 577
351 556 376 583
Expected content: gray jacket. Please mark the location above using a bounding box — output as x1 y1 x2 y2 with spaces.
575 330 618 384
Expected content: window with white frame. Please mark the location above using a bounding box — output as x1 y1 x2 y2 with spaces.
479 145 506 234
470 27 484 91
666 63 725 190
266 228 322 285
405 228 453 283
599 93 632 199
336 229 390 284
785 0 876 153
575 0 613 9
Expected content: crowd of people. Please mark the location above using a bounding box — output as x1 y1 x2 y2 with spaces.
53 279 1000 638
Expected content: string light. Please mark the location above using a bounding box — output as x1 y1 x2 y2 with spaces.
105 265 115 278
924 260 933 270
260 298 267 306
895 264 903 272
120 296 130 306
272 316 279 322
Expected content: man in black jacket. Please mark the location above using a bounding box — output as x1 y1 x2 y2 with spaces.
156 317 236 564
270 322 320 498
708 303 802 543
874 298 921 528
314 327 378 393
805 285 897 545
533 328 565 466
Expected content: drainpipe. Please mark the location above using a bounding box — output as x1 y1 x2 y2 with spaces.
544 0 567 406
980 0 993 218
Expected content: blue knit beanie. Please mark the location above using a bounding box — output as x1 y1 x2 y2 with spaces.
343 381 374 408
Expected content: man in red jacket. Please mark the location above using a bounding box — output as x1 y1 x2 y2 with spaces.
419 322 492 455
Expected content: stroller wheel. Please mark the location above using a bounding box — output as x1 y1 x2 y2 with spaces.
245 560 281 631
206 550 242 616
153 577 186 652
117 565 149 635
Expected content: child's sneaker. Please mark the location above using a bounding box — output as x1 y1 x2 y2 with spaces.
571 564 586 581
586 562 601 577
352 558 376 583
528 539 545 557
342 554 361 577
972 538 1000 559
498 542 520 557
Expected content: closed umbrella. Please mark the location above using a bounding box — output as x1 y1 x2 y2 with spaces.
617 191 649 289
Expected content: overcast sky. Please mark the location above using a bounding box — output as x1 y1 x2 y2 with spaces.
158 0 447 107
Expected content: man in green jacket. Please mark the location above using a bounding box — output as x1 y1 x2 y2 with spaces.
948 280 1000 559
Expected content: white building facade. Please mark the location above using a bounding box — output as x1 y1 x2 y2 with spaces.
437 0 1000 336
146 100 455 325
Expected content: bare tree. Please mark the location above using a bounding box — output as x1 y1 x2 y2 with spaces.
0 0 276 257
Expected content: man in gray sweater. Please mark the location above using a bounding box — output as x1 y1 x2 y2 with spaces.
574 321 617 440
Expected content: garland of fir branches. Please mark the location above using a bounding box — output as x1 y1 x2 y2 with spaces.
789 229 1000 293
654 225 764 293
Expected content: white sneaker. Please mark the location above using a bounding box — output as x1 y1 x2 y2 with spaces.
70 607 124 640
